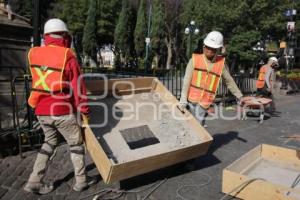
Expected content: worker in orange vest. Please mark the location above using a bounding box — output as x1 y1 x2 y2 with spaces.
24 18 97 194
178 31 243 127
256 56 279 112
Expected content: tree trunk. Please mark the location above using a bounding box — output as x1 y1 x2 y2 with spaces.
152 54 160 69
120 53 126 64
165 38 173 69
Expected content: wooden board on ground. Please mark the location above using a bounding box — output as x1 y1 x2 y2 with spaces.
83 77 213 183
222 144 300 200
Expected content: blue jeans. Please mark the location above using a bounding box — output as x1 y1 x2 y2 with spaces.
188 103 208 126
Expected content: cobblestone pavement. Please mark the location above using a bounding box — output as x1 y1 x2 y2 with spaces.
0 94 299 200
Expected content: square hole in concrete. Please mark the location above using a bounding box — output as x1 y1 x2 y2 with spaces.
120 125 160 150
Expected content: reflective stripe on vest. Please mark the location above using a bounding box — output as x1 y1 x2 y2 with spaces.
27 46 70 108
188 54 225 109
256 65 268 89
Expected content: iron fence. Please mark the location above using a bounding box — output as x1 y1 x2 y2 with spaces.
81 66 257 101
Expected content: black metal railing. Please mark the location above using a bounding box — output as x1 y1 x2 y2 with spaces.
81 66 257 101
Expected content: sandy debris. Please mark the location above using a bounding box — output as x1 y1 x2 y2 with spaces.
89 92 202 164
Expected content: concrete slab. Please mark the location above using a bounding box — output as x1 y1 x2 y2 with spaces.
89 92 202 164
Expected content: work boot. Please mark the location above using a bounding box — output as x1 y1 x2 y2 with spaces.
73 176 98 192
24 182 54 194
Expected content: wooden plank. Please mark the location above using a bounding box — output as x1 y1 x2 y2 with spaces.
222 170 300 200
107 142 211 183
82 115 112 182
115 87 152 95
226 145 262 173
86 77 155 93
261 144 300 167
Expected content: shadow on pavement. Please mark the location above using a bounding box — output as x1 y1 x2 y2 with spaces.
54 162 101 188
120 131 247 190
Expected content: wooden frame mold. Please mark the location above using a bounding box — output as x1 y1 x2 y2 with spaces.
82 77 213 183
222 144 300 200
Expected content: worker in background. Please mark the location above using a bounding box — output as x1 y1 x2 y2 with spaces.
24 18 96 194
178 31 243 127
256 56 279 113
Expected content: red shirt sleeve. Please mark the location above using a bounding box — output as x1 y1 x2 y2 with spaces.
64 51 90 115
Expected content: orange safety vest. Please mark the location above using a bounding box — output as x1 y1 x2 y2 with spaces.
27 46 71 108
256 65 269 89
188 54 225 109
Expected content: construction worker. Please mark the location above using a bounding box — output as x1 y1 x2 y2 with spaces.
24 18 96 194
256 56 279 112
178 31 243 126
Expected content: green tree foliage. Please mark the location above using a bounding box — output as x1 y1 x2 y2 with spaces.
227 30 261 63
180 0 195 28
53 0 89 34
180 0 296 68
13 0 33 19
134 0 147 57
12 0 53 23
11 0 300 70
114 0 136 64
51 0 89 56
82 0 97 59
150 0 166 67
96 0 121 46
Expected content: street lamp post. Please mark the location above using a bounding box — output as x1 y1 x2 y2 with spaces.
252 41 266 74
185 20 199 59
252 42 265 65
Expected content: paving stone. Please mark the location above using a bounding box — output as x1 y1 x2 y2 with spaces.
26 192 40 200
79 185 97 199
14 166 26 176
38 195 53 200
1 189 18 200
12 178 26 190
20 169 32 180
2 176 17 188
0 187 8 198
11 189 28 200
125 193 137 200
0 169 12 183
55 182 70 195
21 156 35 167
48 163 63 172
64 190 80 200
53 194 66 200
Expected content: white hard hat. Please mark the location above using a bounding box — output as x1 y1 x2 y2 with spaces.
268 57 278 64
44 18 69 35
203 31 224 49
269 56 278 63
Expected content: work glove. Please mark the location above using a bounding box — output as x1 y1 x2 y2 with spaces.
81 113 90 124
236 96 243 106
